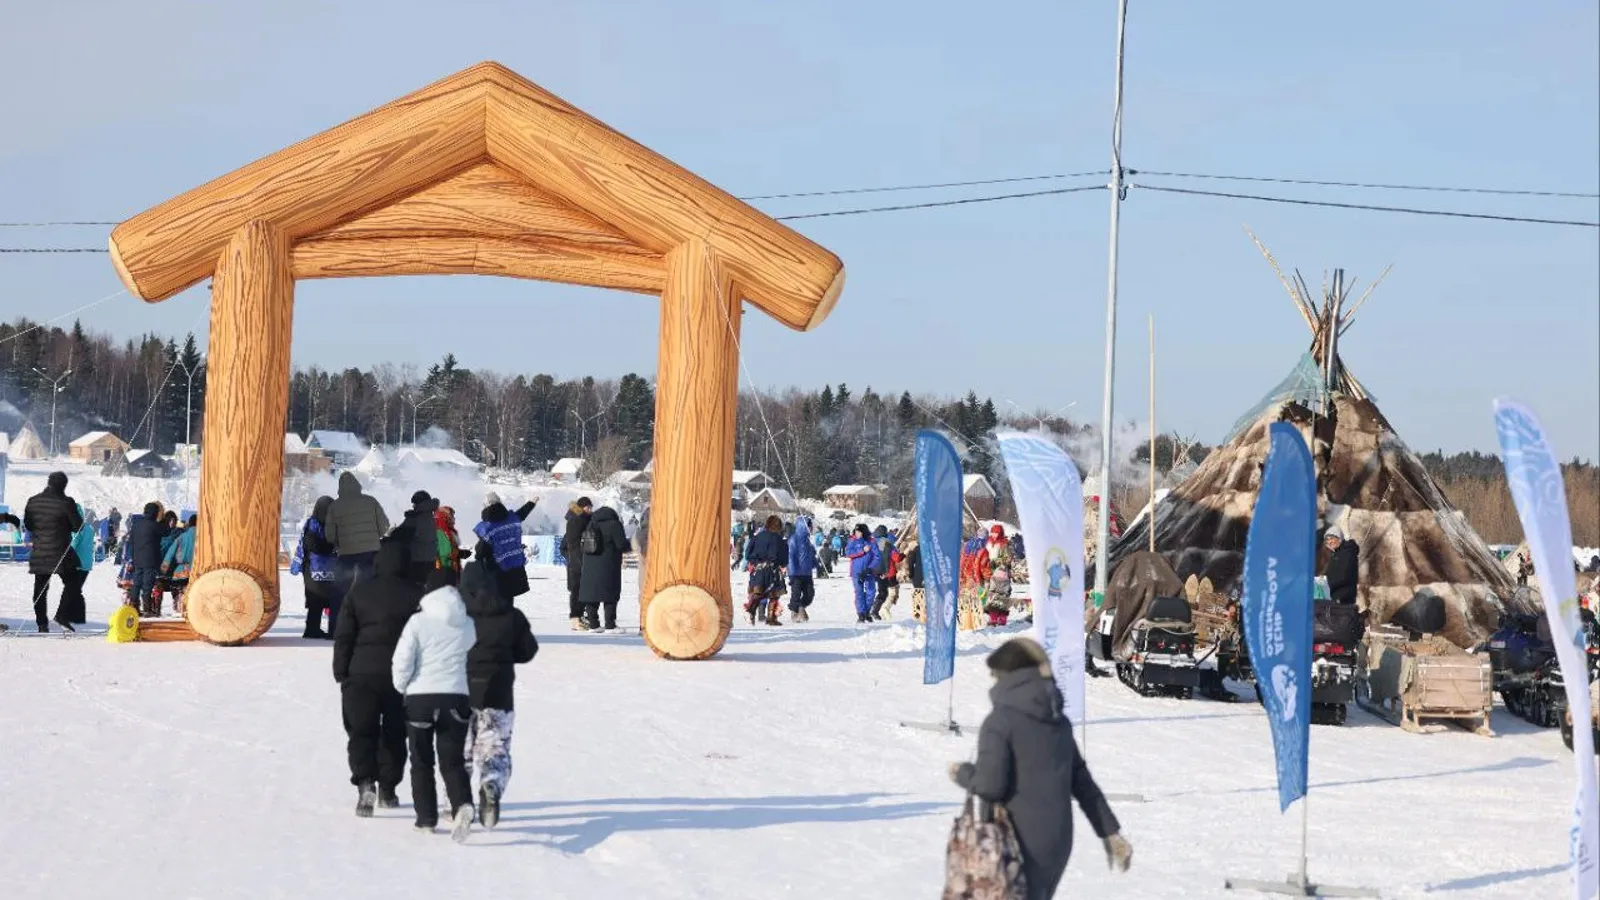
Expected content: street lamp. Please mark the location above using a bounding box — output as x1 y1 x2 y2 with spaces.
32 367 72 457
173 356 204 452
401 391 441 445
569 407 606 456
1004 398 1077 432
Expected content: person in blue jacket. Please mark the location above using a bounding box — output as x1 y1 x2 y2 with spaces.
788 516 819 622
845 523 879 624
473 493 537 599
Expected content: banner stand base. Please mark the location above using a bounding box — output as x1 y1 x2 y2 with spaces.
1105 792 1150 804
898 720 963 736
1224 873 1380 898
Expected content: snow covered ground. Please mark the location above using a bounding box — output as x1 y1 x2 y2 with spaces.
0 460 1588 899
0 564 1582 899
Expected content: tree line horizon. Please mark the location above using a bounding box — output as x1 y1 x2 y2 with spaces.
2 316 1595 545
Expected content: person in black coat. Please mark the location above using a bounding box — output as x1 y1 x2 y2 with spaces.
1323 527 1360 605
562 498 594 630
125 501 172 619
398 490 441 587
332 535 424 816
459 560 537 828
22 472 84 632
577 505 630 631
953 638 1132 899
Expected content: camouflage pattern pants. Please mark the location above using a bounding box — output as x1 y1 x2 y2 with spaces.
464 708 516 799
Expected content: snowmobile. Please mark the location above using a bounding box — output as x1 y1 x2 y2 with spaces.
1116 595 1200 698
1308 601 1363 726
1485 611 1563 728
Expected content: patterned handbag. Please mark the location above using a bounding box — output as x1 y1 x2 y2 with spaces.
943 793 1028 900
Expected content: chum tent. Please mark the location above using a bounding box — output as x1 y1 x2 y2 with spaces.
1109 246 1527 648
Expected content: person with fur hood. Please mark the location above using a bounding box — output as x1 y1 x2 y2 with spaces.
845 524 879 624
459 558 538 829
333 535 422 818
391 579 478 842
951 637 1132 899
472 493 537 599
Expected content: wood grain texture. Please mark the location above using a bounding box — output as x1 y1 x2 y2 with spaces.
641 239 737 659
111 61 844 333
185 567 271 646
483 65 844 331
136 619 200 642
110 79 489 302
187 221 293 645
292 163 663 290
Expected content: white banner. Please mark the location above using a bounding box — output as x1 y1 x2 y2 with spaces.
997 433 1086 725
1494 399 1598 900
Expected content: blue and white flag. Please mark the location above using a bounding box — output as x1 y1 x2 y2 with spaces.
916 430 963 686
1242 422 1316 812
997 433 1086 725
1494 400 1599 900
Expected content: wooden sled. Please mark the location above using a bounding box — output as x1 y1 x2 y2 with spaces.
1357 625 1494 736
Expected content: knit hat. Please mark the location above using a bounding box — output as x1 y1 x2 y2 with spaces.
1325 526 1344 542
411 490 432 505
986 637 1048 674
484 492 501 507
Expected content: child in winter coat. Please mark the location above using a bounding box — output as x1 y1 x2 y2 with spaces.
870 526 899 620
845 524 879 624
162 515 198 615
391 582 479 841
459 559 537 829
951 637 1131 899
983 525 1015 627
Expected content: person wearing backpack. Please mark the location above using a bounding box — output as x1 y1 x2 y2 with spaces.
292 496 340 639
577 505 631 632
459 557 537 829
950 637 1132 898
845 524 879 625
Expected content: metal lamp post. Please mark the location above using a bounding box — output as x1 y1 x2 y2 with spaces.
32 367 73 457
402 391 440 445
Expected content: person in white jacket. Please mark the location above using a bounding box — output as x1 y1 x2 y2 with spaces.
391 584 478 841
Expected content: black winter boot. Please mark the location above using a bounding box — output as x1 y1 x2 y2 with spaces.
378 785 400 809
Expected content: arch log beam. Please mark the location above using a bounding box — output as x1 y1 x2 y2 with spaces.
642 239 739 660
185 220 294 645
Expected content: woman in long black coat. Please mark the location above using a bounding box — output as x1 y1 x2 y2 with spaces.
577 506 630 632
952 637 1132 899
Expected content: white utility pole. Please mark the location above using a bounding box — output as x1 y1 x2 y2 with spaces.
1092 0 1131 603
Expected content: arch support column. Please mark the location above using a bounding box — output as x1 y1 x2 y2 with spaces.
187 220 294 645
642 238 739 659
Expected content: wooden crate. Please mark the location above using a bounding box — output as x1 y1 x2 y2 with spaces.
1358 626 1493 736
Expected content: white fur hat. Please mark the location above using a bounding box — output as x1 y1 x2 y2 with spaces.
485 492 502 507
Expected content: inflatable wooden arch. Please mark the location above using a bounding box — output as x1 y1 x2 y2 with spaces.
109 61 845 659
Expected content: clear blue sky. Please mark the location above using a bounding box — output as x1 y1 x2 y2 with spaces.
3 0 1596 456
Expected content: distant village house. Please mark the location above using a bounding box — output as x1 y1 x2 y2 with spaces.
963 474 997 520
823 484 883 515
69 431 130 464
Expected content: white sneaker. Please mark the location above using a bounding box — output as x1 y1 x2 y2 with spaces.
451 805 474 844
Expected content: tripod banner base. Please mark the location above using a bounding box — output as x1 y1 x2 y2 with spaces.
1225 873 1381 898
898 720 963 736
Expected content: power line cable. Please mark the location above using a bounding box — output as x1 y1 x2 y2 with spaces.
1130 169 1600 199
773 184 1106 220
739 170 1107 200
1130 182 1600 228
0 247 108 252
